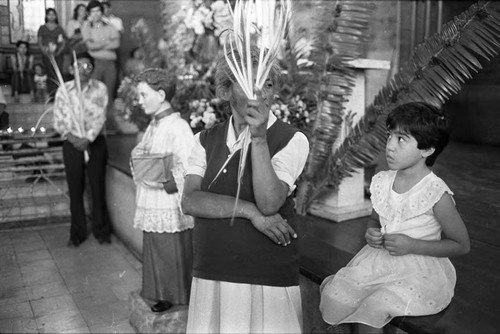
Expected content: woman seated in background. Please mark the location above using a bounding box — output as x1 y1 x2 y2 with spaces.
123 47 146 78
10 41 34 102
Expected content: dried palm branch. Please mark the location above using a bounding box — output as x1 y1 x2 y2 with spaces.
71 51 90 163
295 0 373 214
213 0 291 220
305 0 500 209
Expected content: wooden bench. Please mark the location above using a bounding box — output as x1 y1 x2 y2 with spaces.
299 219 500 334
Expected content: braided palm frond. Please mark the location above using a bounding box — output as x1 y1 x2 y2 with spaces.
295 0 374 214
306 1 500 207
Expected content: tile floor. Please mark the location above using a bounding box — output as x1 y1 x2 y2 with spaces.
0 224 142 333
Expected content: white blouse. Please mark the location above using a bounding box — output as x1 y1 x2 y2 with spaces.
132 112 195 233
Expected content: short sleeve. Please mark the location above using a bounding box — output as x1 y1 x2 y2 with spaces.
186 133 207 177
271 131 309 193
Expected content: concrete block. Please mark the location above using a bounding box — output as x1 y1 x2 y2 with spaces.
128 290 188 334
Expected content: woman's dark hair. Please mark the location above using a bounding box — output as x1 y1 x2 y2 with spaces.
16 40 29 50
73 4 87 20
129 47 140 58
45 8 59 24
386 102 450 167
135 68 177 102
76 51 95 67
87 0 104 13
214 44 282 100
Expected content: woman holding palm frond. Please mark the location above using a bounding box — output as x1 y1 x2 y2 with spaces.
182 46 309 333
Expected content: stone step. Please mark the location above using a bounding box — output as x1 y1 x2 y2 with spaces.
0 193 70 224
0 178 68 200
129 290 188 334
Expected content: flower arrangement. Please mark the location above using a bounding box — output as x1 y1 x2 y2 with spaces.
188 98 228 131
115 77 150 132
271 95 314 131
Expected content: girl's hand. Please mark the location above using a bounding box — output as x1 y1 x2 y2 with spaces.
246 90 270 139
250 213 297 246
383 233 415 256
365 227 383 248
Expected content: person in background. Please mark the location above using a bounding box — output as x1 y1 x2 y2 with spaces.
131 68 195 313
37 8 67 100
53 52 112 247
123 47 146 77
66 4 88 54
0 86 8 132
102 1 124 34
10 40 34 102
33 63 48 103
82 0 120 129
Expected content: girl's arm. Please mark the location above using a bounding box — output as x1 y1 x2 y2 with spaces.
384 193 470 257
182 174 296 245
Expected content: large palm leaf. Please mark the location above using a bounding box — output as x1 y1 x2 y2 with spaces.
302 0 500 210
295 0 374 214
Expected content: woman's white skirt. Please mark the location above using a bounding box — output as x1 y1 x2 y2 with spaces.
186 277 303 334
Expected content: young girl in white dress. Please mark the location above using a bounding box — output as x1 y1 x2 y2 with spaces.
320 102 470 333
131 69 195 313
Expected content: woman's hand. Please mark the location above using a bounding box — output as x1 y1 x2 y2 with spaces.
383 233 415 256
246 90 270 138
250 213 297 246
365 227 383 248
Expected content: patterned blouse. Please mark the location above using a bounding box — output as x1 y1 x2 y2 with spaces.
53 79 108 141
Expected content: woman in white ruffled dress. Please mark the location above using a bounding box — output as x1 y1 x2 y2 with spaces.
131 69 195 313
320 102 470 333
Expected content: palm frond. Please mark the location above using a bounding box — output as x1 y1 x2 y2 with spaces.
295 0 373 214
304 0 500 209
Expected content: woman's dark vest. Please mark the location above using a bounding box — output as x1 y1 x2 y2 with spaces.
193 119 299 287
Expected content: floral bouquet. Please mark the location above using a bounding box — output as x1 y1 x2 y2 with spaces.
188 97 228 132
271 94 314 132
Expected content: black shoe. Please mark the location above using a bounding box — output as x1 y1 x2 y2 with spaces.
96 236 111 244
151 300 172 313
67 239 81 248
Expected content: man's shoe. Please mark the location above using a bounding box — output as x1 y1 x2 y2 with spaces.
96 236 111 244
67 239 81 248
151 300 172 313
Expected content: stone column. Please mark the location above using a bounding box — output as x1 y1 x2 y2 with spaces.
308 58 391 223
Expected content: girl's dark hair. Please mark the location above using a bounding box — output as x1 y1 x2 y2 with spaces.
135 68 177 102
73 4 87 20
45 8 59 24
34 63 45 71
387 102 450 167
214 44 282 100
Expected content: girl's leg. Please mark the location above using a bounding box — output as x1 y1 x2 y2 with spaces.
355 323 383 334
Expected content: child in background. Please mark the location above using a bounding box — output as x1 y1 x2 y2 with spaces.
320 102 470 333
33 64 48 103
